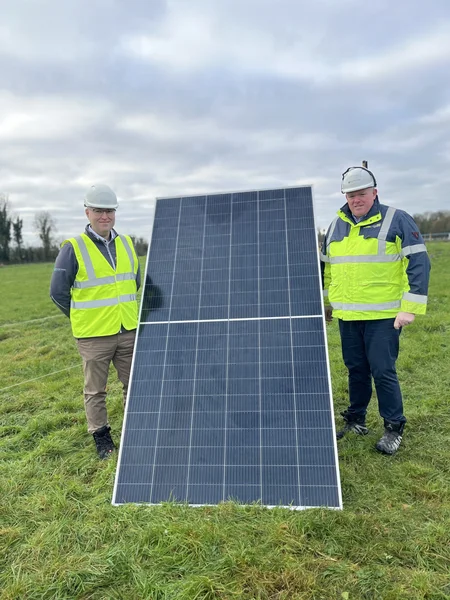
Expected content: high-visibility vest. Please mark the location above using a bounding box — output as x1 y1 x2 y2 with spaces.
321 207 428 320
62 233 138 338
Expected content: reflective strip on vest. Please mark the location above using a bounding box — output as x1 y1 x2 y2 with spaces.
323 289 329 297
75 235 96 279
119 235 136 272
325 209 402 265
331 300 401 311
71 294 137 310
320 252 330 263
403 292 427 304
329 254 401 264
73 235 136 287
377 206 396 254
401 244 427 258
73 273 136 289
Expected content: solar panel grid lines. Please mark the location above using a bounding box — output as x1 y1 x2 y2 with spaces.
185 193 209 502
282 189 303 508
256 192 263 502
112 186 342 509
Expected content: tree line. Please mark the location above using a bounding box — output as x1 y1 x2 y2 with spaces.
1 193 448 265
412 211 450 235
0 194 148 265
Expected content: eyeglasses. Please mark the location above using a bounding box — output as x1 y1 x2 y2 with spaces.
91 208 116 215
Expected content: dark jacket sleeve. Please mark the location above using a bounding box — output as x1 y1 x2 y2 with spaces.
320 233 327 287
49 243 78 317
396 211 431 296
393 211 431 314
136 262 141 291
319 226 332 305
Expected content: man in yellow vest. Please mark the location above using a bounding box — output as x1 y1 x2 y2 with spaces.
321 166 431 455
50 184 140 459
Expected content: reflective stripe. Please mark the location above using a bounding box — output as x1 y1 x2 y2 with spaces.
73 275 116 289
377 207 396 254
323 289 329 297
326 217 339 251
319 252 329 263
75 236 96 280
331 300 401 311
73 272 135 289
120 235 136 272
329 254 401 264
73 235 136 287
401 244 427 258
71 294 137 310
116 272 136 282
403 292 427 304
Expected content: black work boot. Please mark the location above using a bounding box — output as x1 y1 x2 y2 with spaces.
92 425 116 460
336 410 369 440
376 421 405 455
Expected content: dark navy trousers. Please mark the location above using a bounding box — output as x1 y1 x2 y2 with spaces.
338 318 406 424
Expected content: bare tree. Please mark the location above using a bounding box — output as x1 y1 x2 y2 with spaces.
0 194 12 262
12 216 24 259
34 211 57 261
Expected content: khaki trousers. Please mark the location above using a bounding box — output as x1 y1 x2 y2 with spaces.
76 330 136 433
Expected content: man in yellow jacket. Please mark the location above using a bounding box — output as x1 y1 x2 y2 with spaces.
50 184 140 459
321 166 431 455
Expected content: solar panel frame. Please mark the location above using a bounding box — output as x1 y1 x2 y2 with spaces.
112 186 342 510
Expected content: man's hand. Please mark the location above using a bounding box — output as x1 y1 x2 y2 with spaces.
325 307 333 322
394 312 415 329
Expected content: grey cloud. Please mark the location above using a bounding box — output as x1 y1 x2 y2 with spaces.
0 0 450 246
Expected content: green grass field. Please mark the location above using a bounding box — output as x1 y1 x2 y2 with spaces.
1 246 449 600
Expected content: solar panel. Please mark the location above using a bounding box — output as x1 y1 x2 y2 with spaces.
113 187 342 509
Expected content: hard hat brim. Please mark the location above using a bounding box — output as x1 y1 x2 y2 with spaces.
84 201 119 209
341 184 375 194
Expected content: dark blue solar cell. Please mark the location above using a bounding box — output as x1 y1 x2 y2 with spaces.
124 411 159 432
122 427 157 449
226 466 260 487
227 394 259 412
189 485 223 505
260 188 285 200
295 393 331 412
115 484 152 504
227 426 260 448
199 305 226 320
260 394 295 413
225 485 260 504
113 188 341 509
263 485 300 507
191 428 224 447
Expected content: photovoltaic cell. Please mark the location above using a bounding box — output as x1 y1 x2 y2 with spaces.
113 187 342 509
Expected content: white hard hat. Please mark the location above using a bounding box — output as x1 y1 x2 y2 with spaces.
84 184 119 209
341 167 377 194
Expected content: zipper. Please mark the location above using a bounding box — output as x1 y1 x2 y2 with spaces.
104 240 116 269
104 238 122 333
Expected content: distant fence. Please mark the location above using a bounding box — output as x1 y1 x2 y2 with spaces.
423 232 450 241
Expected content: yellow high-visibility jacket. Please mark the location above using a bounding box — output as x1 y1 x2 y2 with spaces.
62 233 139 337
320 199 431 321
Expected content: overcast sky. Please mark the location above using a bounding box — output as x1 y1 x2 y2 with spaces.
1 0 450 245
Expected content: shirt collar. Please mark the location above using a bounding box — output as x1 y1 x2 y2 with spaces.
87 225 117 243
353 214 366 223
